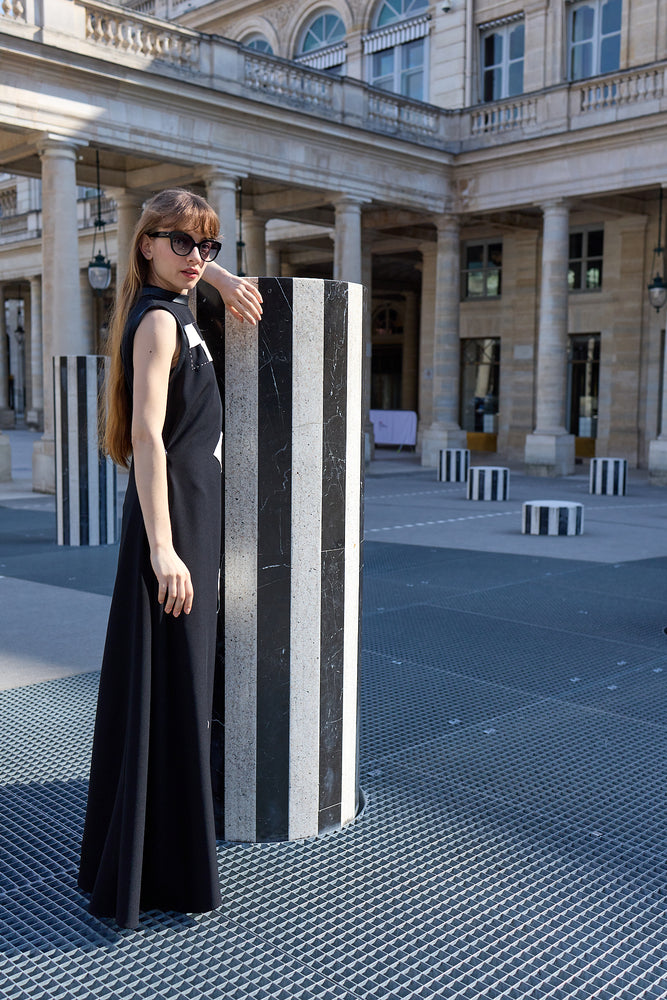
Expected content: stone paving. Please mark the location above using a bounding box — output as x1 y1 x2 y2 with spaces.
2 430 667 998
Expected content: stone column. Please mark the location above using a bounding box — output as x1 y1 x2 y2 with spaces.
524 199 575 476
203 171 238 275
420 216 466 466
0 285 13 427
0 280 10 473
113 190 145 295
648 337 667 482
361 230 374 462
266 244 281 277
33 138 86 492
26 275 43 429
333 196 363 283
242 211 267 276
417 244 436 449
401 290 418 411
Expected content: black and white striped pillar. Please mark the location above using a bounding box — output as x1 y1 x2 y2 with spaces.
53 355 117 547
200 278 364 843
467 465 510 501
522 500 584 536
590 457 627 496
437 448 470 482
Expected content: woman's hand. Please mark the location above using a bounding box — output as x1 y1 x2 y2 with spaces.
203 262 263 324
150 544 194 617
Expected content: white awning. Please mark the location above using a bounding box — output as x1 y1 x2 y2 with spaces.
362 14 430 54
478 12 524 31
294 42 346 70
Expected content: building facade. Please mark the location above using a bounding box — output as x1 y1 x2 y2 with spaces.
1 0 667 489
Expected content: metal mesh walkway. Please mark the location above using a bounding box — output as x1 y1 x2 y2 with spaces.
2 541 667 998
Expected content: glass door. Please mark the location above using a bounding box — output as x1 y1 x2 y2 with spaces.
567 333 600 458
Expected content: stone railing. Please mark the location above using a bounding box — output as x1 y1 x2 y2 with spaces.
0 212 38 241
574 65 666 113
469 96 539 136
83 0 200 70
367 90 442 139
79 195 117 229
0 1 26 21
0 185 17 216
244 54 335 112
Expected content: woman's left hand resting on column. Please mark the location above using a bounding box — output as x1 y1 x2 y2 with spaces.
204 261 263 324
132 309 194 618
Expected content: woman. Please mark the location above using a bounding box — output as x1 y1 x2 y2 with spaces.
78 188 262 929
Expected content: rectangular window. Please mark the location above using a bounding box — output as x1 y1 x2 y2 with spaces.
460 338 501 432
370 38 426 99
481 21 524 102
400 38 425 100
569 228 604 291
569 0 621 81
462 241 502 299
371 48 395 90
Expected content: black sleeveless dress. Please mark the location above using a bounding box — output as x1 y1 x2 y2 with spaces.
78 286 223 929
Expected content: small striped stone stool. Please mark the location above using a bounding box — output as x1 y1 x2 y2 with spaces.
467 466 510 501
590 457 627 496
522 500 584 536
437 447 470 482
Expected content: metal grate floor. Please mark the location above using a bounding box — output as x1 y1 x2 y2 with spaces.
2 541 667 998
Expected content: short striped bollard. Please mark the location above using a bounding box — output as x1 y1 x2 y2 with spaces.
467 466 510 501
589 457 627 496
438 448 470 483
522 500 584 536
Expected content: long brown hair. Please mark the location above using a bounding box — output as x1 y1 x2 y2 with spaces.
103 188 220 468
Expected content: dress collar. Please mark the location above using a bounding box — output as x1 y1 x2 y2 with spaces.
141 285 188 306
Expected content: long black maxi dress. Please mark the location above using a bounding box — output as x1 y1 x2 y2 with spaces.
78 286 223 929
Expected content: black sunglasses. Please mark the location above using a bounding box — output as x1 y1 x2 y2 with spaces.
148 230 222 262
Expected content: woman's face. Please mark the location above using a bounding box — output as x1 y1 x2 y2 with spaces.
140 228 210 294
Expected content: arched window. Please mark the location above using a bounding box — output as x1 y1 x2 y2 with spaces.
295 11 346 73
243 34 274 55
375 0 429 27
364 0 430 100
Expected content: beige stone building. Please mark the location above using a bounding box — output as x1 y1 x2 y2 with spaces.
1 0 667 488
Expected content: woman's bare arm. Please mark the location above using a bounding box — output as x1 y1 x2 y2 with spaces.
132 309 193 618
203 260 263 324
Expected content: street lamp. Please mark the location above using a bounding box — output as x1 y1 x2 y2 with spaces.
648 188 667 312
87 150 112 293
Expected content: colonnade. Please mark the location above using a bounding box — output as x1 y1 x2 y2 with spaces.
2 149 660 487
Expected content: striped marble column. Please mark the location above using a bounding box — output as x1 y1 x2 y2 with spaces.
437 448 470 483
200 278 364 843
53 356 117 546
589 457 627 496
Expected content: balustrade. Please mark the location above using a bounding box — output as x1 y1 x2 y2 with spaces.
367 92 440 138
83 1 199 69
0 1 25 21
470 97 538 136
576 67 665 113
244 54 334 111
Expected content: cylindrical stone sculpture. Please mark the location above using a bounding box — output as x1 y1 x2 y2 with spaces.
438 447 470 483
467 466 510 501
198 278 364 843
590 457 627 496
522 500 584 536
53 356 117 546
